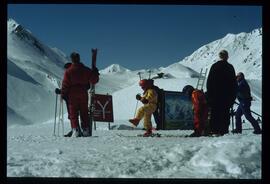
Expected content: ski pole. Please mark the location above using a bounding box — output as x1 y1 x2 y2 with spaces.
148 70 152 79
134 99 139 118
231 108 234 134
61 97 64 136
234 101 262 117
137 72 142 80
57 97 63 136
53 94 58 136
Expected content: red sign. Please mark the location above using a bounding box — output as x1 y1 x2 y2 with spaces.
93 94 114 122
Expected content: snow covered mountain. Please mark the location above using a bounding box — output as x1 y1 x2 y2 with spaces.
7 18 68 126
180 28 262 80
100 64 130 74
7 18 262 126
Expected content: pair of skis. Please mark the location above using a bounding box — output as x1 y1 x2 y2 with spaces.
88 49 98 137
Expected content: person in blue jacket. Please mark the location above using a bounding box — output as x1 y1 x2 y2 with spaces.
232 72 262 134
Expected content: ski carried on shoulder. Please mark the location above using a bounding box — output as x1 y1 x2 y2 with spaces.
88 48 98 137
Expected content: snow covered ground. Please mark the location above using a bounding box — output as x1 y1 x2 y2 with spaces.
7 120 261 178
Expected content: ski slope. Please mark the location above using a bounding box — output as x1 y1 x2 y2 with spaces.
7 18 262 178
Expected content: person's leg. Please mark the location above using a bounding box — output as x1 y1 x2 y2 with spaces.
79 102 90 130
242 102 261 132
136 106 145 120
143 112 152 131
209 105 220 134
199 104 208 134
235 105 243 132
69 100 80 129
193 106 201 134
153 108 161 129
222 107 231 134
129 106 145 127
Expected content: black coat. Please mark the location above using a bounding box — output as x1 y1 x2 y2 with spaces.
237 79 252 102
206 60 237 107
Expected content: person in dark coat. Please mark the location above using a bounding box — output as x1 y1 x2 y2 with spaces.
232 72 262 134
206 50 237 135
61 52 99 137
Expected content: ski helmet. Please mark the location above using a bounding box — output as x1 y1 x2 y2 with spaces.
182 85 194 98
139 79 148 88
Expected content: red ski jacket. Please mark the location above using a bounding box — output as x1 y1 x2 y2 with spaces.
61 62 99 99
191 89 208 133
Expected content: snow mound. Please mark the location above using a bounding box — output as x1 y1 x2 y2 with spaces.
7 122 261 178
161 63 200 78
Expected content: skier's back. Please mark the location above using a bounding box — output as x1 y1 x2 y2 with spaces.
61 52 99 137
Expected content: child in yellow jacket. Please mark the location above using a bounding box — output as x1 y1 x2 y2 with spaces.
129 79 158 137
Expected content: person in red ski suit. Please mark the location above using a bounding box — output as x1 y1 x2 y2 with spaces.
61 52 99 137
182 85 208 137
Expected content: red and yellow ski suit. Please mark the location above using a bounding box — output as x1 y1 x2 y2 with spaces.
191 90 208 134
136 89 158 130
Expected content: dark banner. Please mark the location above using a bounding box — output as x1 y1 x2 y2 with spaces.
161 91 194 130
93 94 114 122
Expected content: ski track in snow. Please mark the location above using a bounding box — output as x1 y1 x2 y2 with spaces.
7 121 261 178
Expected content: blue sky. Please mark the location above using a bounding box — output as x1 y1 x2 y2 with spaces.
8 5 262 70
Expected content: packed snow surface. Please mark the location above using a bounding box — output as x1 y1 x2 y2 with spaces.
7 121 261 178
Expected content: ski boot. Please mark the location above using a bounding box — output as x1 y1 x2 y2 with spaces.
231 129 242 134
64 130 73 137
82 128 90 137
143 129 153 137
253 129 262 134
129 118 140 127
189 131 202 137
71 128 80 137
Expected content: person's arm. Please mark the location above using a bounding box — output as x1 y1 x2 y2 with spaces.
228 66 237 106
61 71 71 98
206 65 215 103
142 89 157 104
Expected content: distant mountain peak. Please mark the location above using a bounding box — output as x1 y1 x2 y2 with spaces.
100 64 130 74
8 18 20 33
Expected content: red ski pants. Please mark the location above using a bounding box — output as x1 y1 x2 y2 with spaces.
193 104 208 133
69 95 89 129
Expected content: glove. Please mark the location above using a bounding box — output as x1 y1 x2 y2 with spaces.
55 88 61 94
136 94 141 100
141 98 149 104
92 66 100 76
